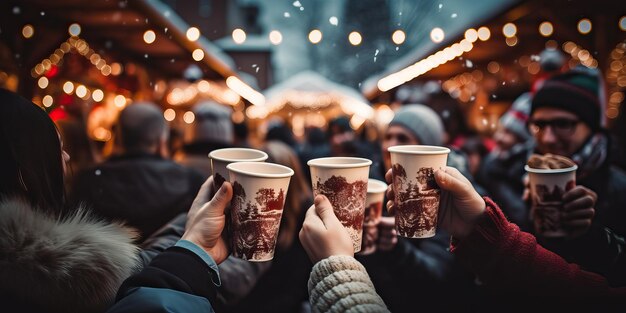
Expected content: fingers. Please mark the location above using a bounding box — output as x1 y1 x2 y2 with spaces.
303 203 324 229
563 186 597 203
190 176 215 213
201 182 233 218
385 168 393 185
562 219 592 228
563 195 595 212
561 208 595 221
386 199 395 215
314 195 343 228
443 166 472 185
434 167 469 195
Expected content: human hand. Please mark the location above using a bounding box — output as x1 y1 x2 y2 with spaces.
561 185 596 239
299 195 354 264
182 177 233 264
522 174 530 202
358 223 379 255
377 216 398 252
385 167 485 239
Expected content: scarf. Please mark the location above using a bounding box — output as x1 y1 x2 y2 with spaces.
571 133 608 180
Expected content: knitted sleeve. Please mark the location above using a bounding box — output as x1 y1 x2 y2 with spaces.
308 255 389 313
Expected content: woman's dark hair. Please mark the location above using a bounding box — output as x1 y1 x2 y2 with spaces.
0 88 65 213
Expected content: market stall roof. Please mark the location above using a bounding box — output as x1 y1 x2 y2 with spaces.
262 70 373 118
361 0 625 100
0 0 237 80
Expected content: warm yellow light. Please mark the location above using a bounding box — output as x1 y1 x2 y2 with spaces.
348 31 362 46
22 24 34 38
101 65 112 76
269 30 283 45
197 80 210 92
502 23 517 38
164 108 176 121
226 76 265 106
430 27 445 43
460 39 473 52
392 30 406 45
75 85 87 98
539 22 553 37
37 77 49 89
63 81 74 94
506 36 518 46
42 95 53 107
192 49 204 61
464 28 478 43
92 89 104 102
114 95 126 108
308 29 322 44
183 111 195 124
578 19 592 34
232 28 246 44
186 27 200 41
110 63 123 76
487 61 500 74
68 23 81 36
477 26 491 41
143 30 156 44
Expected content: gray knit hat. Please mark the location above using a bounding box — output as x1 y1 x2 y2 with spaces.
184 100 234 144
500 92 532 141
389 104 444 146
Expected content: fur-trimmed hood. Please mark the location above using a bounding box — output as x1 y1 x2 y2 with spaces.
0 198 141 313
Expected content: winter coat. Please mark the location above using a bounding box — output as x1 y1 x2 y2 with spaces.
72 153 205 241
0 198 141 313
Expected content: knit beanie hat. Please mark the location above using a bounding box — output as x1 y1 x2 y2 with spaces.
184 100 234 144
531 67 603 131
500 92 532 141
389 104 444 146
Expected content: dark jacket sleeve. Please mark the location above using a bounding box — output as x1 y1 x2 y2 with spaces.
106 246 218 313
451 197 626 297
138 213 187 267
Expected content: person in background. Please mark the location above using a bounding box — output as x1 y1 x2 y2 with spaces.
0 88 140 313
528 67 626 285
72 103 204 242
224 141 313 313
233 121 251 148
174 100 234 178
298 126 331 182
478 92 534 230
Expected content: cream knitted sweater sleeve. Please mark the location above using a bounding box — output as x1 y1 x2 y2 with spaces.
308 255 389 313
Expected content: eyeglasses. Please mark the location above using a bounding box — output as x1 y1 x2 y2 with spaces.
528 118 580 137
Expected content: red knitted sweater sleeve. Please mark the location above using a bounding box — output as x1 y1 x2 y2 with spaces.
450 197 626 297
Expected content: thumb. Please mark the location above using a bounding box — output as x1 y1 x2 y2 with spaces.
434 168 469 198
314 195 343 228
204 181 233 218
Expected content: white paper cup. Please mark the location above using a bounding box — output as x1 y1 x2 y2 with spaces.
360 179 388 255
308 157 372 253
388 145 450 238
228 162 294 261
525 164 578 238
210 148 268 189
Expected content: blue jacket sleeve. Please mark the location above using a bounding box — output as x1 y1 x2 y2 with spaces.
106 241 220 313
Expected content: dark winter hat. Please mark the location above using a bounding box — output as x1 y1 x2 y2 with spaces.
389 104 444 146
531 67 603 131
184 100 234 144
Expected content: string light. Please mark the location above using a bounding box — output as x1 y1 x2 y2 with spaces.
232 28 246 44
42 95 53 107
349 31 362 46
92 89 104 102
68 23 81 36
37 77 48 89
430 28 444 43
539 22 553 37
183 111 195 124
308 29 322 44
269 30 283 45
143 30 156 44
477 26 491 41
22 24 34 38
578 19 592 34
464 28 478 43
63 81 74 94
392 30 406 45
502 23 517 38
192 49 204 61
164 108 176 121
186 27 200 41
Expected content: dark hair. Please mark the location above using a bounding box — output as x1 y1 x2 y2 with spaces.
0 88 65 213
117 103 166 153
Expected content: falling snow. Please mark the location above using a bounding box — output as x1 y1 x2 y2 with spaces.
502 81 506 85
396 47 399 51
329 16 338 25
374 57 377 62
144 54 148 58
438 4 443 11
531 55 540 61
470 96 476 101
492 94 497 99
293 1 302 7
171 58 175 63
164 11 171 17
12 6 20 14
375 49 380 56
451 13 457 18
40 11 45 16
95 169 101 176
300 7 304 11
284 12 291 18
164 27 168 33
465 59 473 68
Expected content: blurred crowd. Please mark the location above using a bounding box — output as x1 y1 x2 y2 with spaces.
2 52 626 313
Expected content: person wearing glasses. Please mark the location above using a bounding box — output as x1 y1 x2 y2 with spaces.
528 66 626 286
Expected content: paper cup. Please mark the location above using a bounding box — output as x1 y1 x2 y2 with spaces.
228 162 294 261
308 157 372 253
388 145 450 238
210 148 268 189
525 164 577 237
360 179 388 255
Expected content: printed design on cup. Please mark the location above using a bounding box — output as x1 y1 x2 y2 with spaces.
214 172 226 189
392 163 440 237
231 181 285 261
314 175 367 251
364 201 383 226
532 180 575 236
